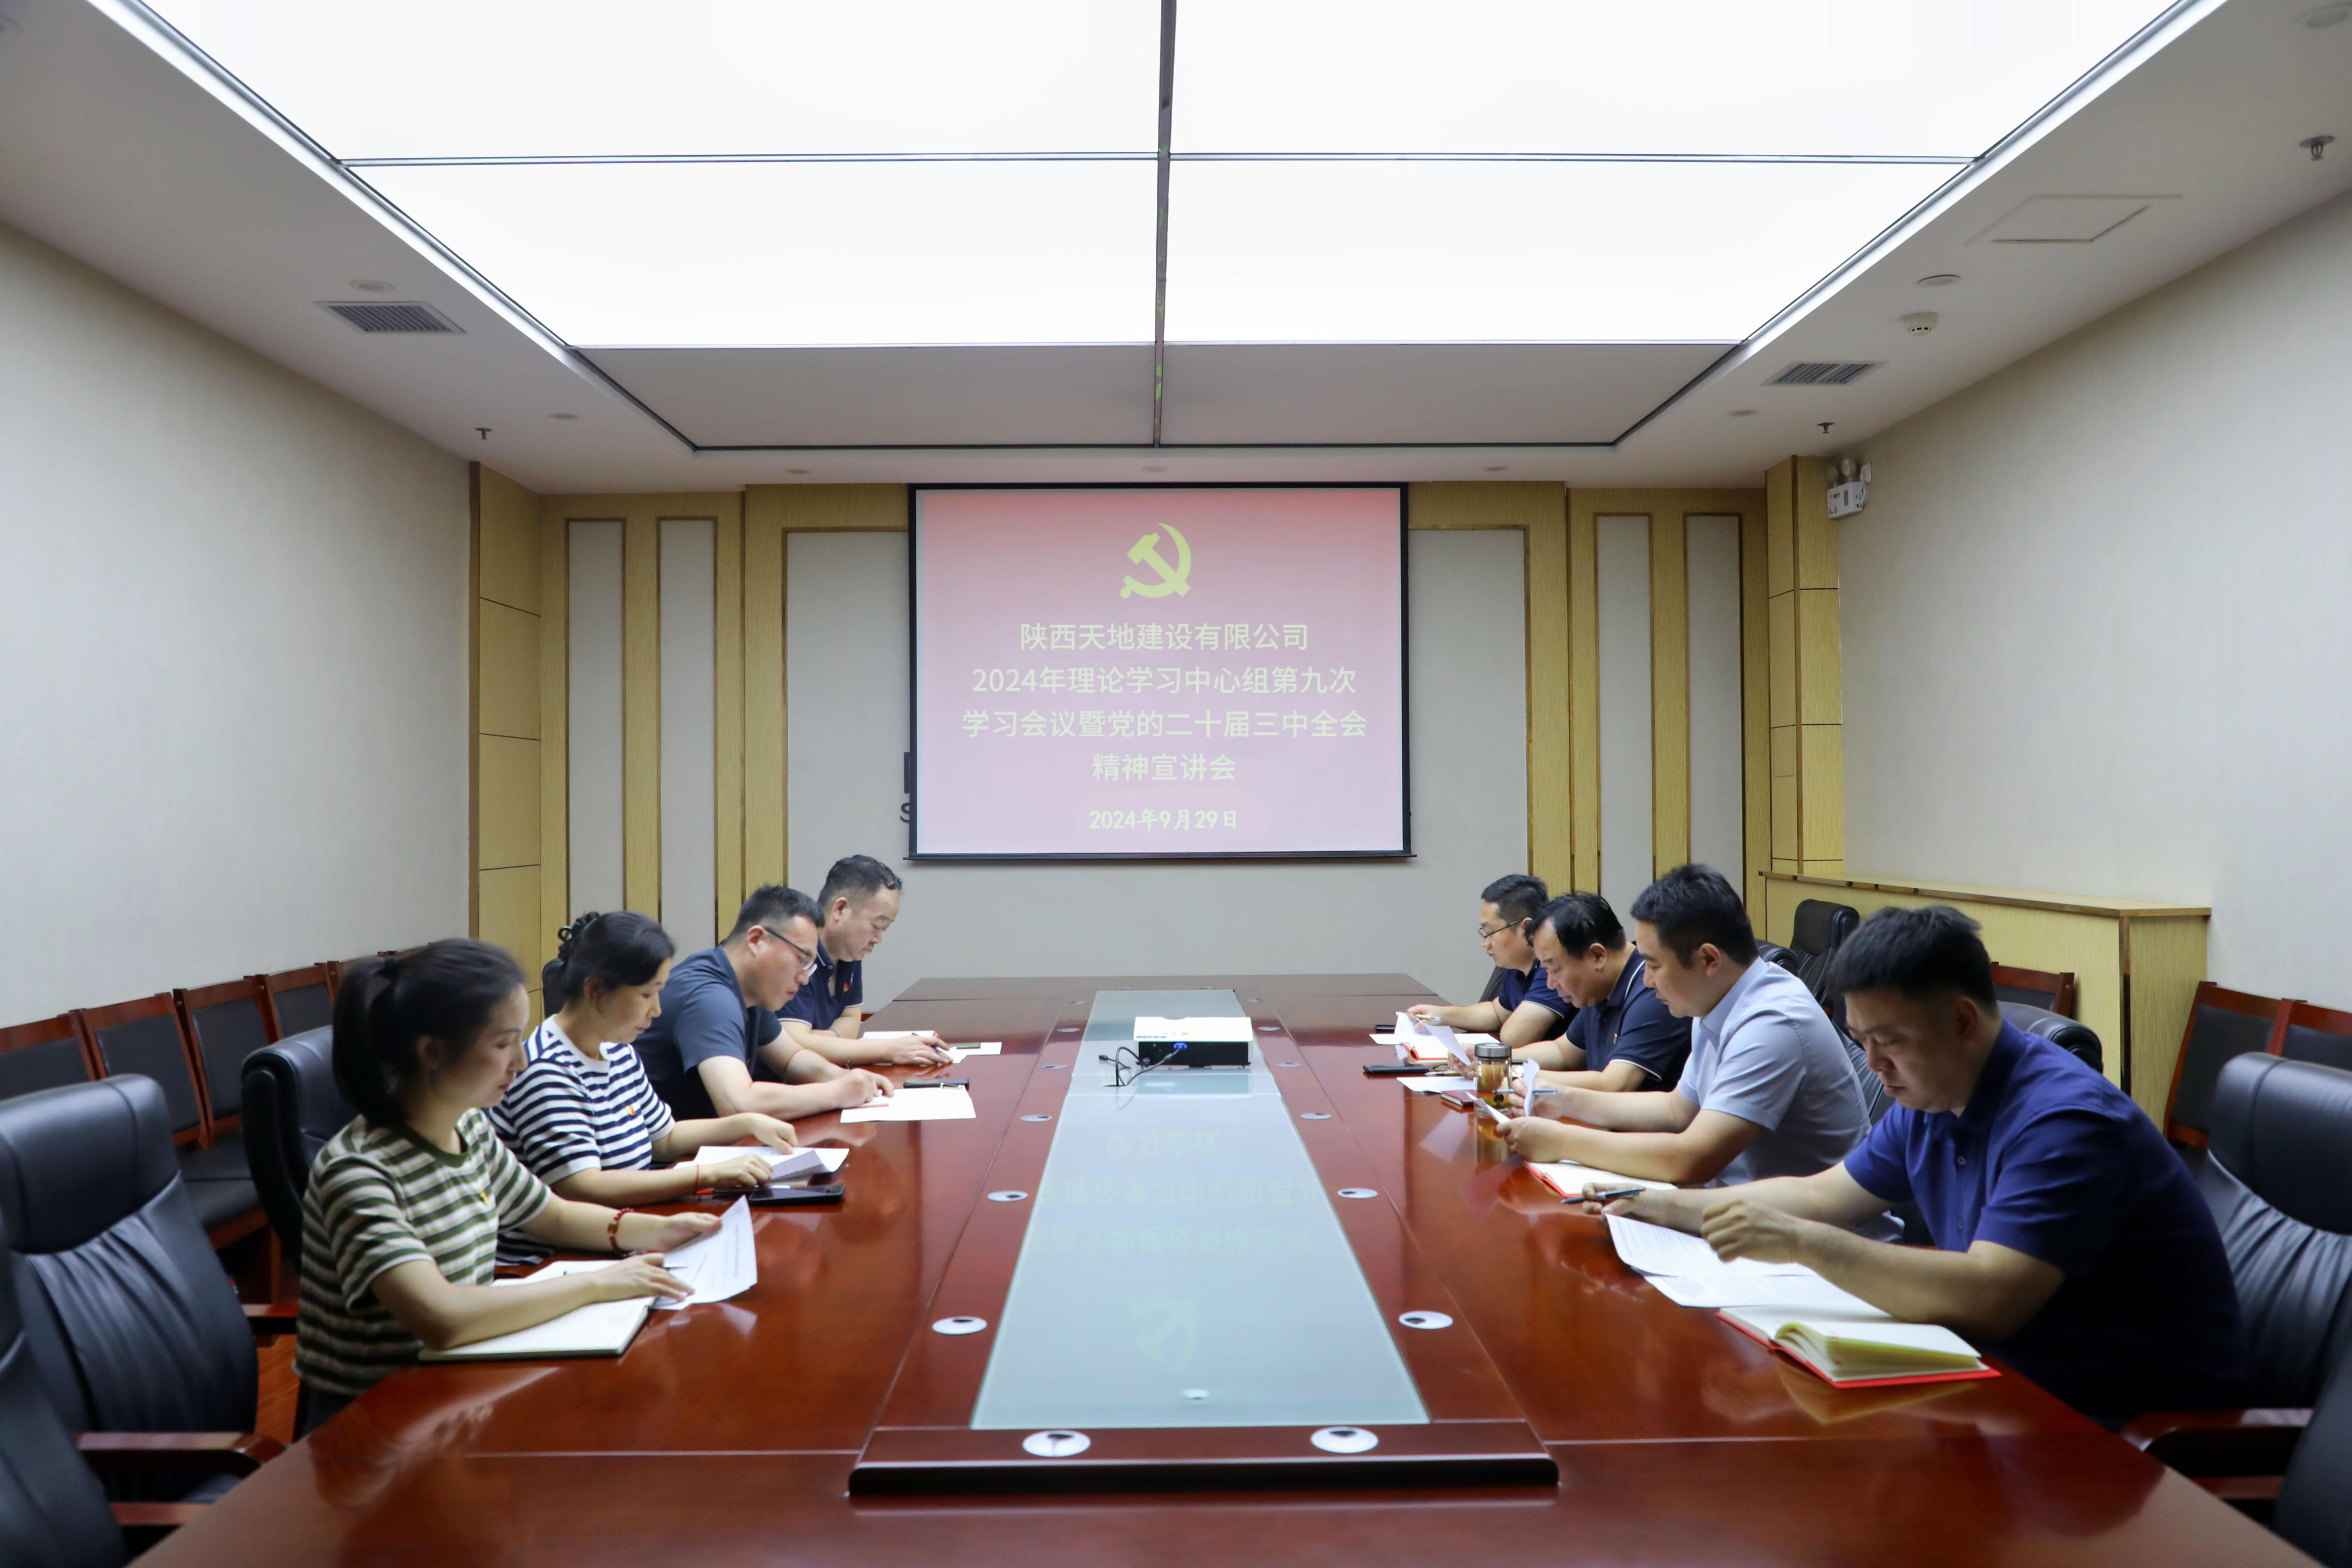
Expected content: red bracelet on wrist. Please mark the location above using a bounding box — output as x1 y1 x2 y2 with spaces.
608 1208 635 1252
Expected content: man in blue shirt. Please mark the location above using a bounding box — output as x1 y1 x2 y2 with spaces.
636 885 894 1123
1407 874 1571 1046
1591 905 2249 1420
772 855 952 1070
1506 865 1874 1190
1523 892 1690 1092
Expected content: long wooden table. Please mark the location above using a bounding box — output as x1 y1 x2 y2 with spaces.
144 975 2305 1566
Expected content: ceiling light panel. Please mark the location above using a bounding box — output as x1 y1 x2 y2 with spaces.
363 161 1158 346
1164 160 1955 343
145 0 1162 156
1175 0 2170 155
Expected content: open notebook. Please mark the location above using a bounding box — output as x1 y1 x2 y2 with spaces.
418 1262 651 1362
1719 1307 1996 1389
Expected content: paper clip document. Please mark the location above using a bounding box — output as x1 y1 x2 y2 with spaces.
841 1084 977 1123
649 1196 757 1310
1606 1214 1816 1278
688 1145 849 1180
418 1263 650 1360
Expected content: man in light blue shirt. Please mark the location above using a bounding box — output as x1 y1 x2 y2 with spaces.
1505 864 1875 1190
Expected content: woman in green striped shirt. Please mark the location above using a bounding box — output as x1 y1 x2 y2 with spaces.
296 939 718 1430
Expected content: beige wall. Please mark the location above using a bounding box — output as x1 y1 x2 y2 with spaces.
1840 188 2352 1004
0 218 471 1022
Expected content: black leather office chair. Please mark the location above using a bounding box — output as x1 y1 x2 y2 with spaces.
1782 900 1860 1002
241 1026 350 1271
2129 1054 2352 1505
0 1209 125 1568
1999 1002 2104 1075
2278 1330 2352 1567
0 1078 271 1501
2201 1055 2352 1408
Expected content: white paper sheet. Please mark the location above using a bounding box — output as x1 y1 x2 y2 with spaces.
418 1267 651 1360
687 1145 849 1179
1644 1273 1884 1313
946 1042 1002 1061
648 1196 757 1310
1526 1162 1676 1197
839 1085 977 1122
1398 1075 1462 1093
1606 1213 1814 1277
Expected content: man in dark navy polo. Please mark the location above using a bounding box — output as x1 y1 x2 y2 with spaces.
1523 892 1690 1092
1406 874 1571 1047
765 854 952 1071
1595 904 2247 1420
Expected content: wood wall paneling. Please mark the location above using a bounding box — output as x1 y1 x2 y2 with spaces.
537 502 570 956
1739 512 1771 920
1763 459 1840 881
1566 503 1601 893
1407 482 1568 894
741 492 787 891
622 515 662 915
715 509 745 924
471 464 545 997
1648 513 1690 875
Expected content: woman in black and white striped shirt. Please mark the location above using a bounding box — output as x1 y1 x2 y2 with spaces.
488 912 800 1228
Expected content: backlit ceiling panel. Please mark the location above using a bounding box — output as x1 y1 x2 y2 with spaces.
143 0 2172 348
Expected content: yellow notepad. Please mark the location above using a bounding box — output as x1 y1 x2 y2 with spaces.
1719 1307 1991 1387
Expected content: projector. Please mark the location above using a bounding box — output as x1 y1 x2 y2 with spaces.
1132 1016 1255 1069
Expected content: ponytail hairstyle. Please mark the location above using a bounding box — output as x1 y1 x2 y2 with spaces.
333 939 528 1128
542 910 676 1012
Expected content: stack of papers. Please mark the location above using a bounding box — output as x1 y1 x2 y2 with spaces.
862 1033 1002 1063
688 1145 849 1182
841 1084 976 1123
646 1196 758 1310
1604 1214 1886 1315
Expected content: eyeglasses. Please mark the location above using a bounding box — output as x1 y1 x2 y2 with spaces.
759 928 820 976
1477 919 1528 941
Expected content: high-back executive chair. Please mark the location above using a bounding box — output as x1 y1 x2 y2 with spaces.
240 1026 351 1273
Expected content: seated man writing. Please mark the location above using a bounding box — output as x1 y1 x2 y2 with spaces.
1503 864 1875 1193
636 885 894 1122
1589 906 2248 1421
1407 874 1571 1048
771 854 952 1070
1524 892 1690 1092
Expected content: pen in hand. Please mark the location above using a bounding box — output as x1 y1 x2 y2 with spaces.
1565 1185 1649 1206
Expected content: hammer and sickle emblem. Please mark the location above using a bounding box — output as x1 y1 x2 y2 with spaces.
1120 524 1192 599
1128 1296 1198 1370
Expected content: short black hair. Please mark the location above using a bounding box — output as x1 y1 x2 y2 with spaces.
1628 864 1758 965
725 884 822 944
1480 874 1550 926
818 854 902 918
1535 892 1626 955
1825 906 1997 1009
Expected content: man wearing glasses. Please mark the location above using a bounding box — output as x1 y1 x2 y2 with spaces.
635 884 894 1122
1406 874 1571 1047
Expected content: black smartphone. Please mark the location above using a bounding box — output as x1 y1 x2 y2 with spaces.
1362 1063 1425 1076
745 1181 845 1205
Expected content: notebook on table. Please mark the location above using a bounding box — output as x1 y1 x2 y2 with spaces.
418 1262 652 1362
1718 1307 1998 1389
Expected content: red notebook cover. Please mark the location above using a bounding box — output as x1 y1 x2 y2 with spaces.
1718 1310 2004 1390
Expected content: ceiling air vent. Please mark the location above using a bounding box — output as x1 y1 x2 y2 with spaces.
317 300 464 335
1767 361 1881 387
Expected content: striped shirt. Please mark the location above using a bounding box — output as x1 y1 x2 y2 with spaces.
295 1110 551 1400
486 1019 675 1262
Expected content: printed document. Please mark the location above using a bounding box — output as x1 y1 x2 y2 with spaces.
841 1085 977 1122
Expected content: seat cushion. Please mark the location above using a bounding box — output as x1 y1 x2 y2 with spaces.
175 1136 249 1185
182 1178 260 1233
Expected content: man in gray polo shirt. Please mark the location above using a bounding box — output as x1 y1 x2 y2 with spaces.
1505 864 1875 1190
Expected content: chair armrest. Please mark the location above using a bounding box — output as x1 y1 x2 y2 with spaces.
112 1500 209 1551
2122 1408 2309 1475
76 1432 285 1478
243 1301 299 1337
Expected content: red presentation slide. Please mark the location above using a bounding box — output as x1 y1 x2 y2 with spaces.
911 486 1408 859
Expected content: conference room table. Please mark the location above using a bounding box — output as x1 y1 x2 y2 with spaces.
145 974 2302 1566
